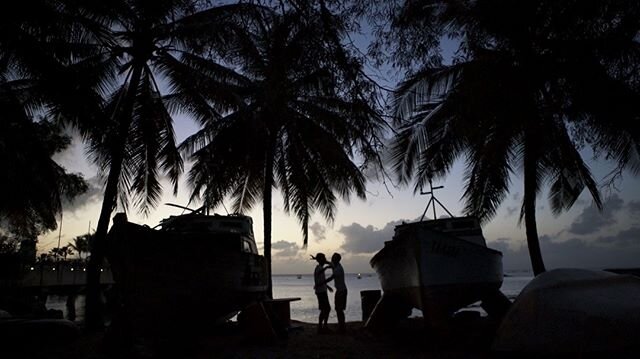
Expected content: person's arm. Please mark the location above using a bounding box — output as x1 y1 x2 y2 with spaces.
313 265 335 290
320 265 335 285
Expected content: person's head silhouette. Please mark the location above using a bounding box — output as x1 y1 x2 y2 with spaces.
311 253 328 265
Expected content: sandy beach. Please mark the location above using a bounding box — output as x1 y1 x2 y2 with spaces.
5 315 499 359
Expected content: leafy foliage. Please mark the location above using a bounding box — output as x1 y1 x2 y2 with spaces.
386 0 640 274
0 116 87 238
0 0 96 239
181 8 385 247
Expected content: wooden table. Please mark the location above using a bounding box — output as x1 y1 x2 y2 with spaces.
262 297 301 329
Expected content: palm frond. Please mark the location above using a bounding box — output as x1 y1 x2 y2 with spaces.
393 65 463 125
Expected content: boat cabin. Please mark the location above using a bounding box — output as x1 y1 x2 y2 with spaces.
156 214 259 254
395 216 487 247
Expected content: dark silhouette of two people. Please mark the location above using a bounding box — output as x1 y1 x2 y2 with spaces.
312 252 347 334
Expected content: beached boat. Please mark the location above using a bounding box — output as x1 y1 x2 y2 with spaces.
493 268 640 352
368 184 504 325
106 206 268 334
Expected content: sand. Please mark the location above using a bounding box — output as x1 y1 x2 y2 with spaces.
2 315 497 359
197 319 494 359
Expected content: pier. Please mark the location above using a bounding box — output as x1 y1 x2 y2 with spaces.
1 262 114 294
0 262 114 320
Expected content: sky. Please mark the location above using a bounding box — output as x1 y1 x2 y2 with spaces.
43 125 640 275
38 18 640 275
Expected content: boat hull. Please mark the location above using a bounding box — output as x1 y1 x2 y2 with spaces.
106 220 267 334
371 224 503 317
494 268 640 352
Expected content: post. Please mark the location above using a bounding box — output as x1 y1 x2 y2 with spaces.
66 294 77 321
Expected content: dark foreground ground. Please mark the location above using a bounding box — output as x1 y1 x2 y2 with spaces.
0 314 501 359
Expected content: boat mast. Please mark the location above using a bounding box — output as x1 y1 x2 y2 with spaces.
419 179 454 221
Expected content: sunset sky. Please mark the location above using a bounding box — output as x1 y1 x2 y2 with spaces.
39 32 640 275
42 122 640 275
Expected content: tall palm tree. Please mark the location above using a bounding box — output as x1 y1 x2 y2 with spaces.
181 9 385 297
388 0 640 275
81 0 264 329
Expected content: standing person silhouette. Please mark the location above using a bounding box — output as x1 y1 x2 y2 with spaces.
311 253 333 334
329 253 347 333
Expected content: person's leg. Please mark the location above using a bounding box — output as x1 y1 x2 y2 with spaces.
337 310 345 332
321 309 330 328
319 293 331 332
334 290 347 333
316 294 324 333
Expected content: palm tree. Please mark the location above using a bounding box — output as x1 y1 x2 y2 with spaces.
80 0 267 329
181 8 385 297
388 0 640 275
70 234 91 260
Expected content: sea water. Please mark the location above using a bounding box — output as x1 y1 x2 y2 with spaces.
45 273 532 324
273 273 532 323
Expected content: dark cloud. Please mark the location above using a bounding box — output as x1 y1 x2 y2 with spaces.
505 206 518 218
272 240 300 257
339 219 408 254
489 228 640 272
310 222 326 241
568 194 624 235
62 176 102 212
628 200 640 214
574 199 588 207
595 226 640 248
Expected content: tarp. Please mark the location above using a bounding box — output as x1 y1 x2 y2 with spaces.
493 268 640 352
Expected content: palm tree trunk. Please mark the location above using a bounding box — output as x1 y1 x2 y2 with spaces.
523 151 547 276
263 144 274 299
85 66 143 330
85 154 123 330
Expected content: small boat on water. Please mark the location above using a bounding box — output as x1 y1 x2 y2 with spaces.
368 183 504 326
106 205 268 335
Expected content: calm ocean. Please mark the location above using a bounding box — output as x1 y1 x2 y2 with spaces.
46 273 532 324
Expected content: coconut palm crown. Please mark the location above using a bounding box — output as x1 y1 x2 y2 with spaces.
81 0 260 329
388 0 640 275
181 9 385 297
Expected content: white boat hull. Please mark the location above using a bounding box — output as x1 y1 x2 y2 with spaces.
371 222 503 316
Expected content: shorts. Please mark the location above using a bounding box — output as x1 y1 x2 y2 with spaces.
335 290 347 311
316 292 331 311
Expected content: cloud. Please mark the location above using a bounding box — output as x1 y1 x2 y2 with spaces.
574 199 588 207
595 226 640 248
272 240 300 257
489 228 640 272
568 194 624 235
339 219 408 255
62 176 102 212
505 206 518 218
628 200 640 214
310 222 326 241
512 192 520 201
